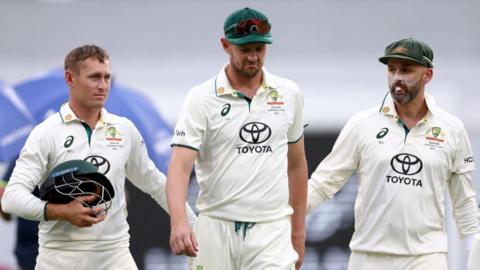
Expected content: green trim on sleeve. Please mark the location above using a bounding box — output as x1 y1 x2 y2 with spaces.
171 143 199 152
288 134 304 144
43 202 49 221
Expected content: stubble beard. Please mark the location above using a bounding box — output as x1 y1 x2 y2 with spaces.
232 61 260 78
389 81 421 104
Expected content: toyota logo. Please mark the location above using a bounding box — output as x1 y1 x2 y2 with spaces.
84 155 110 174
390 153 423 175
239 122 272 144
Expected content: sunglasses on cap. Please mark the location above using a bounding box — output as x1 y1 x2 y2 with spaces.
226 19 271 37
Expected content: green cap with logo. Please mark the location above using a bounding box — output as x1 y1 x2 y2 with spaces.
379 38 434 68
224 7 272 45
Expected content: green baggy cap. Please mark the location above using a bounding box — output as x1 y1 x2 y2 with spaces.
224 7 272 45
379 38 434 68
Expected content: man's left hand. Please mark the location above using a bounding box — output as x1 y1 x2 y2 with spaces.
0 187 12 221
292 231 306 270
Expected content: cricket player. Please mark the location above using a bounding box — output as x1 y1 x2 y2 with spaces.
1 45 196 270
307 38 480 269
166 7 308 270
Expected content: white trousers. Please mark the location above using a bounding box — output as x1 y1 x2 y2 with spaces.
189 214 298 270
35 246 138 270
348 251 447 270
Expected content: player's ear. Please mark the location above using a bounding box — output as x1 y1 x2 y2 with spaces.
65 70 74 87
424 68 433 84
220 38 230 54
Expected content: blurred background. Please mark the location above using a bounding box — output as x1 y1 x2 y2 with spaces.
0 0 479 269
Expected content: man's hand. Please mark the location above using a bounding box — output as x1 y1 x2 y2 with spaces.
0 203 11 221
167 146 198 257
292 230 306 270
46 195 106 227
0 202 11 221
468 233 480 270
287 139 308 270
170 221 198 257
0 187 12 221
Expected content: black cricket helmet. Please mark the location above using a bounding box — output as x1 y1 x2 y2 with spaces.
40 159 115 215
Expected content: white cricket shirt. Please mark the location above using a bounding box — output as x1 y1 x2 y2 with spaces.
2 103 196 250
172 65 305 222
308 94 479 255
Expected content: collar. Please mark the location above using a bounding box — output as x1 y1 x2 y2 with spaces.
214 63 277 97
59 102 116 126
379 93 438 123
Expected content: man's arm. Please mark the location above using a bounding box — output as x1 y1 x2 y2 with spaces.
307 113 362 213
468 229 480 270
448 172 480 259
2 126 49 221
288 137 308 270
0 181 11 220
1 125 106 227
166 146 198 257
124 121 197 226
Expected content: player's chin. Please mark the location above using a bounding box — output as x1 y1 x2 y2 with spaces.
391 94 410 104
243 68 260 77
90 100 106 108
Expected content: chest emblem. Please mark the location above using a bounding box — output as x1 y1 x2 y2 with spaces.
237 122 273 154
84 155 110 174
425 126 445 150
105 127 122 141
105 126 124 150
266 89 285 113
386 153 423 188
64 135 74 148
376 128 389 139
390 153 423 175
239 122 272 144
220 103 231 117
266 90 284 105
425 126 444 142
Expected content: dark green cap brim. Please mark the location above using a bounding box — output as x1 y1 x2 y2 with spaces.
379 54 432 68
226 34 272 45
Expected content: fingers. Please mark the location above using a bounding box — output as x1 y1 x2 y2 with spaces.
170 234 183 255
85 213 106 225
92 205 107 217
76 195 97 203
292 234 305 270
171 237 185 255
66 201 106 227
170 229 198 257
77 212 106 227
191 232 199 253
183 233 198 257
0 211 11 221
295 258 304 270
0 202 11 221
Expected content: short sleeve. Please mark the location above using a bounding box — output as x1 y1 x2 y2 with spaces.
287 83 305 143
171 88 207 151
452 122 475 174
